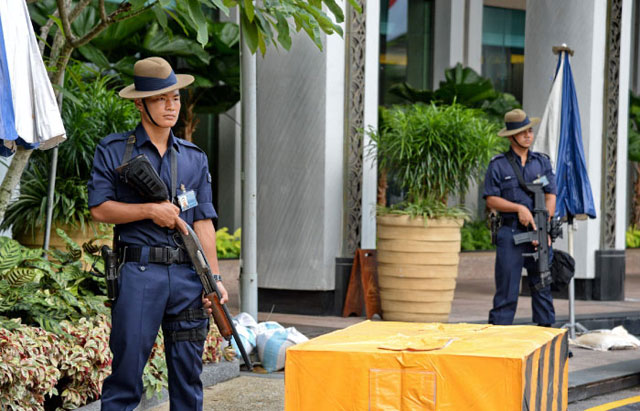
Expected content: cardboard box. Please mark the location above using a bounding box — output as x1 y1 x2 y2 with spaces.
285 321 568 411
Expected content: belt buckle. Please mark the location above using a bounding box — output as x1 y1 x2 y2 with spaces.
167 247 180 265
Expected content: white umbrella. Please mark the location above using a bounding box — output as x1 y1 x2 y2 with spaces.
0 0 66 152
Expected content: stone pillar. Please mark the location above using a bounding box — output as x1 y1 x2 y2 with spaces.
433 0 465 85
524 0 632 300
255 10 346 291
465 0 483 74
343 0 379 254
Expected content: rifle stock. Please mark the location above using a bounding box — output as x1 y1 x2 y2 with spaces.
178 225 254 370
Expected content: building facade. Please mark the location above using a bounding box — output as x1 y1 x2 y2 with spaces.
208 0 638 312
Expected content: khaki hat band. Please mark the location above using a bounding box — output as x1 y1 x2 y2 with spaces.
134 71 177 92
505 116 532 131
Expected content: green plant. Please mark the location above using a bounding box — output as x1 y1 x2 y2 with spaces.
461 220 495 251
1 64 139 236
0 229 223 408
0 230 108 335
626 225 640 248
216 227 242 259
370 103 502 217
628 91 640 227
389 63 521 124
0 320 62 409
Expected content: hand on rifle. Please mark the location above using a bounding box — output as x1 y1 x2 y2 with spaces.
517 205 536 230
148 201 188 234
201 282 229 314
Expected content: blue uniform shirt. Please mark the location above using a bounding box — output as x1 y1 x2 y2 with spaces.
483 148 556 215
87 123 217 247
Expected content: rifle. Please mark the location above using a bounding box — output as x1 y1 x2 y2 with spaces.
174 225 253 370
115 153 253 370
512 183 559 291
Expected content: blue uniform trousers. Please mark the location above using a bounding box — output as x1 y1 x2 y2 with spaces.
101 248 208 411
489 224 555 326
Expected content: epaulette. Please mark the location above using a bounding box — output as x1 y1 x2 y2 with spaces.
99 131 133 147
539 152 551 160
489 153 505 162
176 138 205 154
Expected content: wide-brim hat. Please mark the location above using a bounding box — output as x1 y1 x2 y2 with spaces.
119 57 194 99
497 109 540 137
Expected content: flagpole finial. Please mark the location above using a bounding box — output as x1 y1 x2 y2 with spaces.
552 44 574 56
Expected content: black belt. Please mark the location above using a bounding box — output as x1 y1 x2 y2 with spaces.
500 215 528 230
121 246 191 265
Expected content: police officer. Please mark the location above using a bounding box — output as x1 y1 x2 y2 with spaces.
88 57 228 410
483 109 556 326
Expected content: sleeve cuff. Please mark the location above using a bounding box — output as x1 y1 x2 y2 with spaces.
193 202 217 221
482 190 500 199
88 193 114 209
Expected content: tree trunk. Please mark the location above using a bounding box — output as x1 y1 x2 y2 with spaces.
180 89 200 142
0 147 33 224
377 168 388 206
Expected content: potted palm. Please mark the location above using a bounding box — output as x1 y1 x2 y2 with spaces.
370 103 501 321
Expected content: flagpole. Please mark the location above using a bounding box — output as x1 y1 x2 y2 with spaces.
566 216 588 339
43 72 64 251
568 218 576 339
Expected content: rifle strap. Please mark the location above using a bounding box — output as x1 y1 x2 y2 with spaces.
505 150 533 196
170 147 177 201
122 134 136 163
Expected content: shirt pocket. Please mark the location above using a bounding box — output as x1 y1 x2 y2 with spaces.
499 178 519 202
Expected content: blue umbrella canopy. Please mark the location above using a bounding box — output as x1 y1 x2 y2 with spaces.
554 52 596 221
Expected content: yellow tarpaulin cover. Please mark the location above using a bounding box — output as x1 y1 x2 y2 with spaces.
285 321 568 411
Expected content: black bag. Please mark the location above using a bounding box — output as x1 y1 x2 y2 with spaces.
551 249 575 292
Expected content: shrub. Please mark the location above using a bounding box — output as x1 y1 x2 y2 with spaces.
0 229 224 409
216 227 241 259
461 220 495 251
0 314 224 409
0 320 61 409
626 225 640 248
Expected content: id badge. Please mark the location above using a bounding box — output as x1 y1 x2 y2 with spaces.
533 175 549 187
177 190 198 212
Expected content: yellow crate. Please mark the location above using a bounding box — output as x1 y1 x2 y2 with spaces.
285 321 568 411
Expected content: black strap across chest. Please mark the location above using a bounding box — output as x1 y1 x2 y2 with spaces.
121 134 178 200
504 150 533 196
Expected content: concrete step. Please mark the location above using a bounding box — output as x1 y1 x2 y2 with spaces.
569 359 640 403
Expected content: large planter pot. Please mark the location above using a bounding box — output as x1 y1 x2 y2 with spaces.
376 215 463 322
16 222 113 252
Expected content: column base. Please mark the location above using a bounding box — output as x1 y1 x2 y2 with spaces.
257 257 354 316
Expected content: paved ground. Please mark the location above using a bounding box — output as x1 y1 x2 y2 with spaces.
149 375 285 411
149 250 640 410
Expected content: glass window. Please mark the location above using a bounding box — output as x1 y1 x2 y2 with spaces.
379 0 434 106
482 6 525 102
